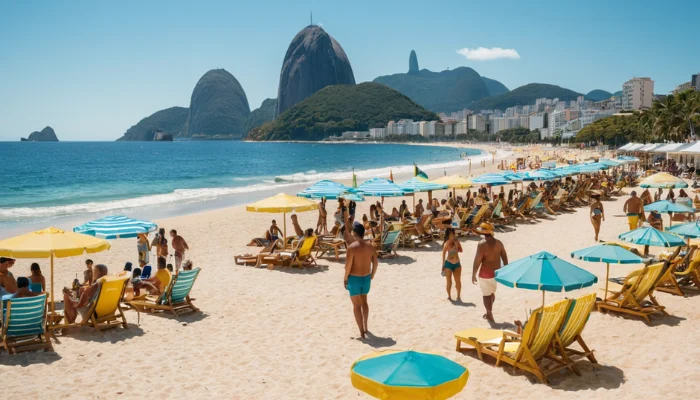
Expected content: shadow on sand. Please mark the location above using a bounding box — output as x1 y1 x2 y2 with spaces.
358 332 397 348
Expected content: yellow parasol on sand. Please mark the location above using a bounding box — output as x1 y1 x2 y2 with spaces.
431 175 473 198
0 227 111 313
246 193 318 242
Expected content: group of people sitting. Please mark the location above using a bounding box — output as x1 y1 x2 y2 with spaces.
0 257 46 301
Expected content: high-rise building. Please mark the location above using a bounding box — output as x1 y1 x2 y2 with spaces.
622 77 654 110
549 110 567 132
529 115 544 130
692 73 700 91
469 115 486 132
672 82 692 95
555 101 566 111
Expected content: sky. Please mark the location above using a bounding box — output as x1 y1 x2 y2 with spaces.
1 0 699 141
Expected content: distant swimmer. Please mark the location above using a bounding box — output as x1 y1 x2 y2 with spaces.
344 224 378 339
472 223 508 322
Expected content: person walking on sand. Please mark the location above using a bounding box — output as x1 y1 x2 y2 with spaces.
472 223 508 322
316 198 328 235
344 224 378 339
441 228 463 301
170 229 189 273
623 191 643 231
590 193 605 241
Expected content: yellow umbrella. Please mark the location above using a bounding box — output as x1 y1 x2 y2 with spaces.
431 175 473 198
639 172 688 189
0 227 111 313
246 193 318 242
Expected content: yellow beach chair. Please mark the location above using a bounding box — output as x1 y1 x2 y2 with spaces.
287 236 317 267
53 276 130 334
655 246 696 296
597 263 667 324
129 268 201 321
555 293 597 365
455 299 573 384
675 250 700 290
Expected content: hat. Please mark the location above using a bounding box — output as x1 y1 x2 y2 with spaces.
474 222 495 236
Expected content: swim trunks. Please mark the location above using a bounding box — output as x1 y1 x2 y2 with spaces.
479 278 497 296
443 260 461 271
346 274 371 297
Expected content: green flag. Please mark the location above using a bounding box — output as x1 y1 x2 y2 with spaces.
414 164 428 179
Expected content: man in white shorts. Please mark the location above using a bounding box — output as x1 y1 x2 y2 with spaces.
472 223 508 322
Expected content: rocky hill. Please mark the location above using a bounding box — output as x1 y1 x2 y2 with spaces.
276 25 355 117
469 83 584 111
182 69 251 139
21 126 58 141
245 98 277 133
247 82 438 141
117 107 188 141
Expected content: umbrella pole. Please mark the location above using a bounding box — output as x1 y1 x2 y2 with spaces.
283 212 287 245
51 252 55 314
541 290 545 310
604 263 610 300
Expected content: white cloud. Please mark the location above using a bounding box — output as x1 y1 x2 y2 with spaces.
456 47 520 61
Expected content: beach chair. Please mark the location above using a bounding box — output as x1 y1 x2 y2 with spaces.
129 268 201 321
675 251 700 290
523 193 543 218
554 293 597 365
282 236 317 268
1 294 53 354
246 237 270 247
315 236 346 261
462 205 490 235
53 276 130 334
454 299 573 384
377 230 401 259
655 246 696 296
597 263 667 324
235 240 280 266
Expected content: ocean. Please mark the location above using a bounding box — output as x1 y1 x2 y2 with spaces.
0 141 482 229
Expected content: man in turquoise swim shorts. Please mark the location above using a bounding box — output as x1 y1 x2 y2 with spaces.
344 224 378 339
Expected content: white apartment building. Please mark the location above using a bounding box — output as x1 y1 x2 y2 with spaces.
529 115 544 130
505 107 517 118
369 128 386 138
419 121 436 137
340 131 369 139
468 114 486 132
555 101 566 111
549 110 568 132
455 119 468 135
622 77 654 110
443 122 454 137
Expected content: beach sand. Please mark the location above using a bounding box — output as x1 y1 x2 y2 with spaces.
2 147 700 399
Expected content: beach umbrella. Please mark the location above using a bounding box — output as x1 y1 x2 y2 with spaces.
351 350 468 399
523 170 559 181
495 251 598 308
644 200 695 226
618 227 685 256
571 243 644 299
472 174 511 186
666 221 700 245
599 158 623 167
640 172 688 189
0 227 111 314
246 193 318 243
73 215 157 239
398 177 447 207
297 180 364 201
430 175 473 189
357 178 411 197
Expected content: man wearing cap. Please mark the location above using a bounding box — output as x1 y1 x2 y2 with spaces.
623 191 643 231
472 223 508 322
0 257 18 296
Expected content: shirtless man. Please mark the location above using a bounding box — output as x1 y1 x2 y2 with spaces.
291 214 304 238
472 223 508 322
0 257 18 296
170 229 189 273
344 224 378 338
63 264 108 323
317 198 328 235
5 277 39 299
268 220 283 241
415 199 425 217
623 191 644 231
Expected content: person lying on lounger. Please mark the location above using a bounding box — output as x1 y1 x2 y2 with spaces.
63 264 108 323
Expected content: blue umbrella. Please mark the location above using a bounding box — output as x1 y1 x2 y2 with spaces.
644 200 694 214
298 180 364 201
73 215 157 239
357 178 412 197
666 221 700 241
496 250 598 307
599 158 623 167
523 170 559 181
472 174 511 186
618 227 685 256
398 177 447 192
571 243 644 297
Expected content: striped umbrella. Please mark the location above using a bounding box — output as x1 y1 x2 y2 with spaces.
472 174 511 186
399 177 447 207
640 172 688 189
73 215 157 239
523 169 559 181
297 180 364 201
357 178 412 197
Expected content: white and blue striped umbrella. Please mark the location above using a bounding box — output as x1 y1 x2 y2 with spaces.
74 215 157 239
398 177 447 192
297 180 364 201
357 178 412 197
523 169 559 181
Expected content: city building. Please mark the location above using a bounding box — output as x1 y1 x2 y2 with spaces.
692 73 700 91
340 131 369 139
548 110 567 133
369 128 386 139
555 101 566 111
529 115 544 130
622 77 654 110
469 114 486 132
419 121 436 137
672 82 692 95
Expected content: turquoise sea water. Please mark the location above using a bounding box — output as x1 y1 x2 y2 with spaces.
1 141 481 226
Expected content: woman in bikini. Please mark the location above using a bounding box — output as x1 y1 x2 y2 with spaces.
589 193 605 242
441 227 463 301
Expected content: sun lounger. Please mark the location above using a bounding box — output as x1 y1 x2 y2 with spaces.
454 299 573 384
555 293 597 365
278 236 317 268
597 263 667 324
675 251 700 290
1 294 53 354
246 237 270 247
315 237 346 261
129 268 201 321
235 240 280 266
52 276 130 334
655 246 696 296
376 230 401 259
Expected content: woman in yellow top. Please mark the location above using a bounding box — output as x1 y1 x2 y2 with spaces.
153 257 172 293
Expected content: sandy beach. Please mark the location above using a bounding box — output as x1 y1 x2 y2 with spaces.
2 146 700 399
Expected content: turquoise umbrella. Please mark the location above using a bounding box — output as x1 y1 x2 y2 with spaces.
523 170 559 181
618 227 685 256
472 174 510 186
351 350 468 399
644 200 695 227
398 177 447 209
666 221 700 238
495 251 598 307
357 178 412 197
297 180 364 201
571 243 644 298
73 215 157 239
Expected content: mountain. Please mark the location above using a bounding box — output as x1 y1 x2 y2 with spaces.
182 69 251 139
373 50 506 113
21 126 58 141
586 89 613 102
247 82 438 141
244 98 277 133
469 83 583 111
482 77 509 96
276 25 355 117
612 90 623 97
118 107 188 141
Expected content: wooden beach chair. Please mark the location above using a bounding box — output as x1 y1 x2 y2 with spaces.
655 246 696 296
315 237 346 261
454 299 573 384
675 253 700 291
1 294 53 354
235 240 280 266
283 236 317 268
53 276 130 334
554 293 597 365
597 263 667 324
462 205 490 235
376 230 401 259
129 268 201 321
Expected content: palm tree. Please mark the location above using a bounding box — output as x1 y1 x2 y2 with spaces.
676 90 700 140
652 91 700 142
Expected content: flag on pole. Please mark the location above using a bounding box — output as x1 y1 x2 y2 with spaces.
414 164 428 179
